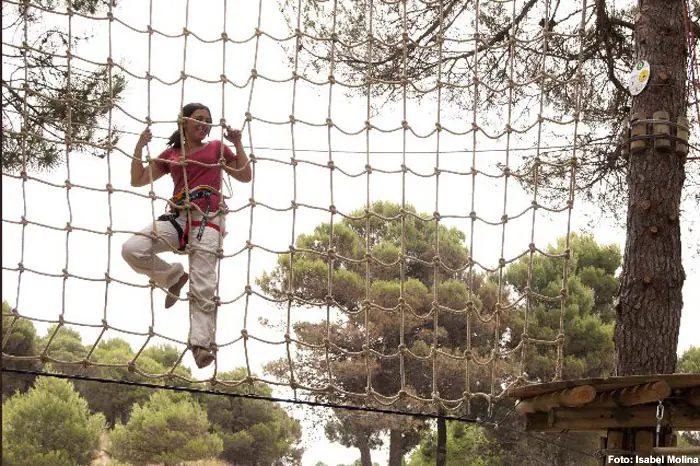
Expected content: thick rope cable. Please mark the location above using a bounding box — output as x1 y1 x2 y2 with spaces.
178 0 195 358
81 0 116 370
493 0 518 418
143 0 167 371
558 0 588 383
399 0 408 402
210 0 229 380
3 0 31 351
323 0 340 397
51 0 74 364
0 107 660 155
238 0 264 381
465 0 481 415
4 103 699 165
363 0 375 402
432 0 445 413
127 0 159 373
283 0 306 402
540 0 557 380
521 0 553 384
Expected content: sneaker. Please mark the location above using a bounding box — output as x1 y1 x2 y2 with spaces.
165 272 189 309
192 346 215 369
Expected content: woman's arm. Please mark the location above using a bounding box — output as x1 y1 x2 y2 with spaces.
222 126 252 183
130 128 167 187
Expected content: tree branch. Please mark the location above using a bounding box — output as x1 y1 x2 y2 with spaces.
610 17 635 30
330 0 457 69
596 0 630 96
444 0 539 65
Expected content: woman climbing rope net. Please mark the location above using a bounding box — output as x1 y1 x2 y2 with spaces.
121 103 252 368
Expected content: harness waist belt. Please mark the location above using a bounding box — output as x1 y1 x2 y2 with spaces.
171 187 215 206
191 220 220 232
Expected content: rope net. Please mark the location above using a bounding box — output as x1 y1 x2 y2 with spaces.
2 0 584 420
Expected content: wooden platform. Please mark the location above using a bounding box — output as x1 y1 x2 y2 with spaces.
507 373 700 433
508 373 700 399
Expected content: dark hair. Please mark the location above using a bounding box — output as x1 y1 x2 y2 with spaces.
166 102 212 149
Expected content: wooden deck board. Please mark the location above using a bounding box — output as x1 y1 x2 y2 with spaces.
508 373 700 399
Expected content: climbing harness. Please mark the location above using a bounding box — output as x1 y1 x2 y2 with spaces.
157 186 220 250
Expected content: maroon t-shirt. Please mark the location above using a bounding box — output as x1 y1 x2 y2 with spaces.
156 140 237 213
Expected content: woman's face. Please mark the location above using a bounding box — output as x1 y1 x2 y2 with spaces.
184 108 212 144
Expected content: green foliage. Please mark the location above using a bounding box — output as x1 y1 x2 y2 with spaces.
143 343 183 368
86 338 194 424
2 376 105 466
37 329 191 425
324 411 385 452
491 234 619 466
75 338 169 426
1 302 38 358
4 320 298 465
678 346 700 373
110 390 223 466
258 201 470 310
406 422 502 466
504 233 620 381
2 0 126 172
1 301 41 399
200 368 303 465
39 324 88 365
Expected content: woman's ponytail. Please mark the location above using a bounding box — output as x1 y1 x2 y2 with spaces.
166 128 182 149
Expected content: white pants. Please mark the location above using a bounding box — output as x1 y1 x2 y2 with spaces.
121 211 225 349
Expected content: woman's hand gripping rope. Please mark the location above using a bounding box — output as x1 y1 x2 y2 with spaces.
136 127 153 152
223 125 242 145
221 124 252 183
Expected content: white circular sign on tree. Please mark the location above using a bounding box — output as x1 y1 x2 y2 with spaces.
628 60 651 96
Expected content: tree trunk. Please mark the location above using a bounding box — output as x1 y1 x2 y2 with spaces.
615 0 687 376
436 417 447 466
358 437 373 466
388 429 403 466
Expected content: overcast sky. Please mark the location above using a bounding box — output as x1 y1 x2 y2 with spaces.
2 0 699 464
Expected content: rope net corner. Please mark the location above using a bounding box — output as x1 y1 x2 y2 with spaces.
2 0 587 423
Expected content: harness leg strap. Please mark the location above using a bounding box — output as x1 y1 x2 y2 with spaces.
157 212 187 251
